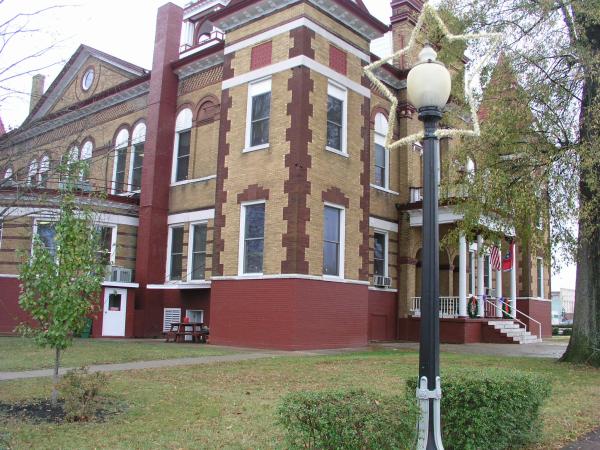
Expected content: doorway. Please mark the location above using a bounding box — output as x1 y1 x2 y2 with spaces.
102 288 127 337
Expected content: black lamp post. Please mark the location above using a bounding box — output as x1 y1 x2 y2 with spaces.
407 44 451 450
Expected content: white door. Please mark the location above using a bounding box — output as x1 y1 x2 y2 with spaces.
102 289 127 337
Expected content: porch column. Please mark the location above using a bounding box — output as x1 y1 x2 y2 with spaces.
459 233 467 317
510 242 517 319
477 235 485 317
495 244 503 318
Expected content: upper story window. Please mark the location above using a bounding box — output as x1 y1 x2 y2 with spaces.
239 201 265 275
80 140 93 181
168 225 185 281
3 167 13 181
82 68 95 91
130 123 146 191
113 129 129 194
172 109 192 183
34 220 57 257
189 222 207 281
245 78 271 152
326 81 347 155
38 155 50 187
323 204 345 278
27 159 38 186
537 257 544 298
96 225 116 265
374 231 387 277
374 113 389 189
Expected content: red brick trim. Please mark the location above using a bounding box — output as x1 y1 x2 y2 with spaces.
250 41 273 70
282 65 313 274
359 96 371 281
329 45 347 75
194 94 221 125
370 106 389 123
112 124 132 147
237 184 270 203
398 257 418 265
212 54 234 277
322 187 349 208
289 27 315 59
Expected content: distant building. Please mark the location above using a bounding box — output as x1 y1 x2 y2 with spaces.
551 288 575 325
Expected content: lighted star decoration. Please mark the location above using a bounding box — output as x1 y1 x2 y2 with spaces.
364 2 503 150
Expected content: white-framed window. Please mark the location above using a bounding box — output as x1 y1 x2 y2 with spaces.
537 257 544 298
96 224 117 265
27 159 38 185
188 222 207 281
163 307 182 332
373 231 388 277
167 225 185 281
129 123 146 192
32 219 57 257
38 155 50 187
172 109 193 183
80 140 93 181
238 201 266 275
244 77 271 152
112 129 129 194
326 81 347 155
373 113 389 189
323 203 345 278
4 167 13 180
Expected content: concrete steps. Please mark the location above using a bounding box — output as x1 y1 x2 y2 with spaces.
487 320 542 344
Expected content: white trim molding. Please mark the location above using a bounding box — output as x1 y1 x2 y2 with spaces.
222 55 370 98
369 217 398 233
224 17 370 62
170 174 217 187
147 281 212 290
211 274 369 285
102 281 139 288
168 209 215 225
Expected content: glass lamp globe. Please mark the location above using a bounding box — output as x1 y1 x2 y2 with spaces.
407 45 452 111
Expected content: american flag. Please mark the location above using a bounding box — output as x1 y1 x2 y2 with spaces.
490 245 502 271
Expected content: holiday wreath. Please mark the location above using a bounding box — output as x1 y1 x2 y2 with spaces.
502 299 512 318
467 296 478 318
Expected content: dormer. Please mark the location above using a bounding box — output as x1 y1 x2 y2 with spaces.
180 0 229 57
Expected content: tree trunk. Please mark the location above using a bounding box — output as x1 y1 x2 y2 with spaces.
51 348 61 406
561 5 600 367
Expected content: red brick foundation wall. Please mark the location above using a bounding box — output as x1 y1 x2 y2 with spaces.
210 278 368 350
398 317 488 344
0 277 24 335
517 298 552 338
367 290 397 341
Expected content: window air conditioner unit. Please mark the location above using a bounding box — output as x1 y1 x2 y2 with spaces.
110 266 133 283
373 275 392 288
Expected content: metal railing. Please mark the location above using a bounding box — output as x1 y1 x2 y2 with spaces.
410 296 460 318
482 297 542 339
409 185 468 204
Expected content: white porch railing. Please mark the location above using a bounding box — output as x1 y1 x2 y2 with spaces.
410 297 460 318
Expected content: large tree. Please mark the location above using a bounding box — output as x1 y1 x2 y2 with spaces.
437 0 600 366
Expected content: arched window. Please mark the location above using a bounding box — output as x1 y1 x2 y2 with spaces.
129 123 146 192
113 129 129 194
4 167 13 180
28 159 38 186
373 113 389 189
38 155 50 187
68 146 80 164
172 109 192 183
80 140 93 182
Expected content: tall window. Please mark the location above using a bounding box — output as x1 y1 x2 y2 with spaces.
96 225 115 265
245 78 271 150
173 109 192 182
374 113 389 188
35 221 56 257
168 226 184 281
239 202 265 275
326 81 347 154
113 129 129 194
4 167 13 181
189 223 207 280
130 123 146 191
374 232 387 277
27 160 38 185
80 140 93 181
38 155 50 187
537 258 544 298
323 205 344 277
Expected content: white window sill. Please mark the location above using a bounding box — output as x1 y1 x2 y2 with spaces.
325 147 349 158
370 184 399 196
323 274 344 281
243 144 269 153
170 175 217 187
236 272 264 278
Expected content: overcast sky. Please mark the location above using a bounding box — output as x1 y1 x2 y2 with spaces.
0 0 576 290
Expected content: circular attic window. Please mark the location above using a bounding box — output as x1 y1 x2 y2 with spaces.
82 68 95 91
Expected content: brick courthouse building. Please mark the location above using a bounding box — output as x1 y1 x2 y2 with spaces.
0 0 551 348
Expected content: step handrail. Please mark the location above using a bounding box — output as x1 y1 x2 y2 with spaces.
482 297 542 339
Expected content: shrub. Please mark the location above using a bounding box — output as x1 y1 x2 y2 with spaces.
407 370 551 450
58 367 108 422
277 389 418 449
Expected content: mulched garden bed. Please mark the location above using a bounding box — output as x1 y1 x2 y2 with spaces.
0 398 124 424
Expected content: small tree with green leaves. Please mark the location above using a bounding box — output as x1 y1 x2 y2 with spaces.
17 160 105 405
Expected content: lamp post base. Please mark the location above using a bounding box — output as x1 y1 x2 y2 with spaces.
416 376 444 450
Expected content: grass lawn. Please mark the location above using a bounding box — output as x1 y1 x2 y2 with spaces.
1 348 599 449
0 337 236 372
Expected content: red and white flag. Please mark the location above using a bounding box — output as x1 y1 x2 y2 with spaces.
502 243 515 272
490 245 502 271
